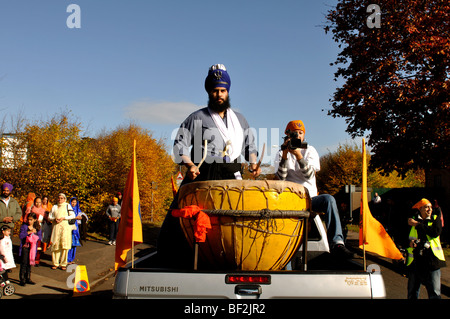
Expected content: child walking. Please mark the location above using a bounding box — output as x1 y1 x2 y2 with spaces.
0 225 16 282
19 213 42 286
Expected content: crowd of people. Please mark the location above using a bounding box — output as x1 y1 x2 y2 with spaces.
0 183 102 286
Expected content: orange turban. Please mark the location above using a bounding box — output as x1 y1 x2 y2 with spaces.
412 198 431 210
285 120 305 135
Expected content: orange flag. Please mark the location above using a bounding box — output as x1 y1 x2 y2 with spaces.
115 140 143 270
359 139 403 260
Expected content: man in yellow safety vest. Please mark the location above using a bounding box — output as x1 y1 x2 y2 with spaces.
406 198 446 299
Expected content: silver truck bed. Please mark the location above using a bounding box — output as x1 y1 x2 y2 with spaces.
113 251 385 299
113 216 386 299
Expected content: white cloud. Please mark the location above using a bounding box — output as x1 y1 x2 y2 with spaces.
124 99 202 125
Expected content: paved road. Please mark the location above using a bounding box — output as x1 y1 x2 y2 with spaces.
2 230 448 299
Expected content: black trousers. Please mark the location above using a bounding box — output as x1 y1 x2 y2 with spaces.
20 247 31 282
108 219 120 241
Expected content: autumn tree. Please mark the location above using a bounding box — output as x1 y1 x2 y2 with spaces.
317 143 363 195
1 112 108 216
324 0 449 175
317 142 425 195
1 112 178 233
95 124 178 223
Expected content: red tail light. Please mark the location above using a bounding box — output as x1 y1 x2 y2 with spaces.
226 274 271 284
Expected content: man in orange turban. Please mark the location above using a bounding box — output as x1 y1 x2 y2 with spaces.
275 120 355 260
406 198 446 299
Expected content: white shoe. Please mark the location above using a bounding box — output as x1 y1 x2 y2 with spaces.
108 241 112 245
112 241 116 245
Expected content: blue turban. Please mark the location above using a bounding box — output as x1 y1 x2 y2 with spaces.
1 183 13 191
204 64 231 93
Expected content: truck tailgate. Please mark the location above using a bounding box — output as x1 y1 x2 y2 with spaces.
113 268 385 299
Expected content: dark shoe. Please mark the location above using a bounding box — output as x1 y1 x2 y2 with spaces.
331 244 356 259
19 281 26 286
26 273 36 285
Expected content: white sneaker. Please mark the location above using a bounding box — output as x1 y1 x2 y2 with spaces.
112 241 116 245
108 241 112 245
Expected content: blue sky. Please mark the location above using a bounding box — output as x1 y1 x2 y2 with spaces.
0 0 362 165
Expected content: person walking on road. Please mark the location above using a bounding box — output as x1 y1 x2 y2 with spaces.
106 197 121 245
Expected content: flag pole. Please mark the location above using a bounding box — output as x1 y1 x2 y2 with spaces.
363 242 366 271
362 139 367 271
132 236 135 269
132 139 136 269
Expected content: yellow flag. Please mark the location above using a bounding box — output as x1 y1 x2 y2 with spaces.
115 140 143 270
359 139 403 260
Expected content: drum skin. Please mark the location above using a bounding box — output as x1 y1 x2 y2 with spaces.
177 179 310 270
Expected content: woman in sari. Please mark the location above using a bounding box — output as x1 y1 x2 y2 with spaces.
48 194 75 270
67 197 82 264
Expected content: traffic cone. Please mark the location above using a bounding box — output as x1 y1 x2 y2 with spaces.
72 265 90 297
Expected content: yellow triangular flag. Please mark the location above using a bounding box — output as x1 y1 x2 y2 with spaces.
359 139 403 260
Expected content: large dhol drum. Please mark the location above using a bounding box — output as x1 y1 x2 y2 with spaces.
176 179 310 271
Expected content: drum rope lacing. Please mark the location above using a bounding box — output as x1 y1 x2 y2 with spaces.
200 208 310 218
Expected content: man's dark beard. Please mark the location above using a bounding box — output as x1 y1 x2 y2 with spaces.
208 96 231 113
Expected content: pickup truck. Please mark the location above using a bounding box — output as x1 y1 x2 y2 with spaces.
113 215 386 299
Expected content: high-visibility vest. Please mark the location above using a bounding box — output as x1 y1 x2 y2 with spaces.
406 215 445 266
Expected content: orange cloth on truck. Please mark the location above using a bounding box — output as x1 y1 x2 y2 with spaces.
171 205 211 243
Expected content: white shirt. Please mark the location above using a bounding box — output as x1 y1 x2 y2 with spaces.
0 197 10 208
274 145 321 197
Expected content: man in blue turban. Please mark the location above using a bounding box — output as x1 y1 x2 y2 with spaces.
204 63 231 94
159 64 261 268
174 63 260 181
0 182 22 229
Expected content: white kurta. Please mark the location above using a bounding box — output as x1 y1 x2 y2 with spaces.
49 203 75 251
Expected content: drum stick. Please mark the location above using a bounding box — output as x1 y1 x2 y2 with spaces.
256 143 265 171
196 140 208 171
